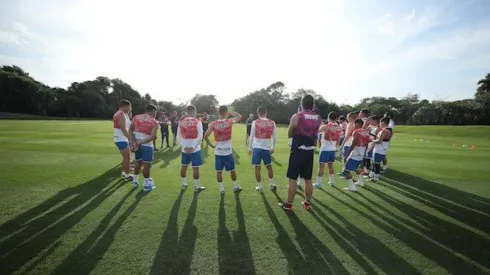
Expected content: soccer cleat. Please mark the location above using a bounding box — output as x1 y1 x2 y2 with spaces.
181 183 188 190
219 188 225 195
278 202 293 211
143 185 156 192
301 201 312 210
194 186 206 192
356 181 365 187
270 184 277 191
255 186 263 192
367 178 379 183
343 186 357 192
132 182 139 188
337 171 345 176
328 182 335 187
124 175 133 181
234 186 243 193
314 183 322 189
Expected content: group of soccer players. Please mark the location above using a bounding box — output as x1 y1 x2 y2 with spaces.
113 95 394 211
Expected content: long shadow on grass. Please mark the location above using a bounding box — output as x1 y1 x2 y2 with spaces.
271 192 349 274
0 166 123 274
154 147 181 169
383 169 490 234
201 143 209 164
312 190 425 274
362 185 490 273
232 149 241 165
149 189 186 274
218 194 256 275
271 155 282 167
51 190 147 275
151 191 199 275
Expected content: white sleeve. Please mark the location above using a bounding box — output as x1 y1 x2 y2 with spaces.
271 122 277 150
248 121 256 150
389 120 395 129
191 122 203 150
176 124 182 145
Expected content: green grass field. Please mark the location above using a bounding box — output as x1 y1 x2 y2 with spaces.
1 121 490 275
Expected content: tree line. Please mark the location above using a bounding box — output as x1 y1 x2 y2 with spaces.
1 65 489 125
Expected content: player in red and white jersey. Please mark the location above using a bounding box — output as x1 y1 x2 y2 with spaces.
315 112 343 188
204 105 243 195
113 100 133 180
129 104 159 192
362 115 381 177
382 111 395 173
338 112 358 176
369 117 393 182
177 105 206 192
343 119 370 191
248 106 277 192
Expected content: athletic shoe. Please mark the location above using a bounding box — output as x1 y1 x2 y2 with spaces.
356 181 365 187
337 171 345 176
367 178 379 183
124 174 133 181
301 201 312 210
270 184 277 191
194 186 206 192
182 183 188 190
143 183 156 192
132 182 139 188
328 182 335 187
255 186 263 192
219 188 225 195
314 183 322 189
278 202 293 211
234 186 242 193
343 187 357 192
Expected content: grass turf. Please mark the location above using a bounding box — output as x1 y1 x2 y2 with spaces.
0 121 489 275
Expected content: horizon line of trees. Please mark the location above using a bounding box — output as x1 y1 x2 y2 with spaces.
1 65 489 125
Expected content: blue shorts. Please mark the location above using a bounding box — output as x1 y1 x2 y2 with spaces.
251 148 272 166
319 151 336 163
373 153 385 163
216 154 235 171
365 149 373 159
345 158 362 172
115 141 129 150
181 151 203 167
343 146 351 159
134 145 154 163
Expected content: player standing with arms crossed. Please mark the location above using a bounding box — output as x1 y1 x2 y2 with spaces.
113 100 133 180
177 105 206 192
315 112 342 188
204 106 243 195
248 106 277 192
130 104 159 191
279 95 322 211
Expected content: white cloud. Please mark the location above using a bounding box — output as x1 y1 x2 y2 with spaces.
0 22 31 47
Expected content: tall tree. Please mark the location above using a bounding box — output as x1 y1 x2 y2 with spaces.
190 94 219 114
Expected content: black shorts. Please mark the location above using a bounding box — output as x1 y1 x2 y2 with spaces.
203 124 209 132
286 149 315 180
246 125 252 135
171 127 178 135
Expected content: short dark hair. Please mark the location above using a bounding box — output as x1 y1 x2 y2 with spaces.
347 112 357 120
354 118 364 127
360 109 370 116
328 112 338 121
257 106 267 115
380 117 390 125
119 100 131 107
218 105 228 115
186 105 196 113
145 104 157 111
301 95 314 110
338 115 346 121
384 111 393 119
370 115 380 123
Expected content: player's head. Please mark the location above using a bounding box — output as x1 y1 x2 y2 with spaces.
384 111 393 119
256 106 267 118
338 115 346 122
249 113 254 119
172 111 177 116
327 111 338 122
347 112 358 122
369 115 380 126
186 105 196 117
359 109 370 118
301 95 314 111
145 104 157 117
354 118 364 129
119 99 131 113
218 105 228 118
380 117 390 127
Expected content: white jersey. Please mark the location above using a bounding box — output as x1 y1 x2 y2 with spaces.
388 119 395 130
248 118 277 151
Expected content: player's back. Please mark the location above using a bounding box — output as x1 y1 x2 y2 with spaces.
133 114 157 147
350 128 370 160
211 119 233 155
292 110 322 150
252 118 275 150
321 122 342 151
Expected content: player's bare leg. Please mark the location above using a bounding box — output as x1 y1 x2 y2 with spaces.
315 163 325 188
343 170 357 191
266 165 275 190
255 166 263 192
193 167 205 192
132 160 143 188
180 165 188 189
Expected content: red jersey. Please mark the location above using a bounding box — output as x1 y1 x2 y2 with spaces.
179 117 200 139
133 114 157 135
254 118 275 139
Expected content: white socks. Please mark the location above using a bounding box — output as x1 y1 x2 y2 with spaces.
218 182 225 190
357 175 364 186
133 174 139 184
347 179 356 190
181 177 187 186
232 181 239 188
269 178 275 186
257 182 263 189
194 179 200 188
316 176 323 185
329 174 335 184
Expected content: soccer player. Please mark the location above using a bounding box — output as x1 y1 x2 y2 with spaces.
362 115 380 176
158 111 170 149
248 106 277 192
170 111 179 147
245 113 254 145
359 109 370 128
315 112 342 188
113 100 133 180
343 118 370 191
338 112 358 176
279 95 322 211
201 112 209 143
337 115 347 158
130 104 159 191
177 105 206 192
382 112 395 172
370 117 392 182
204 106 243 195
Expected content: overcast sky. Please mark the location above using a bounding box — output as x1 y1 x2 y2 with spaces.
1 0 489 105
